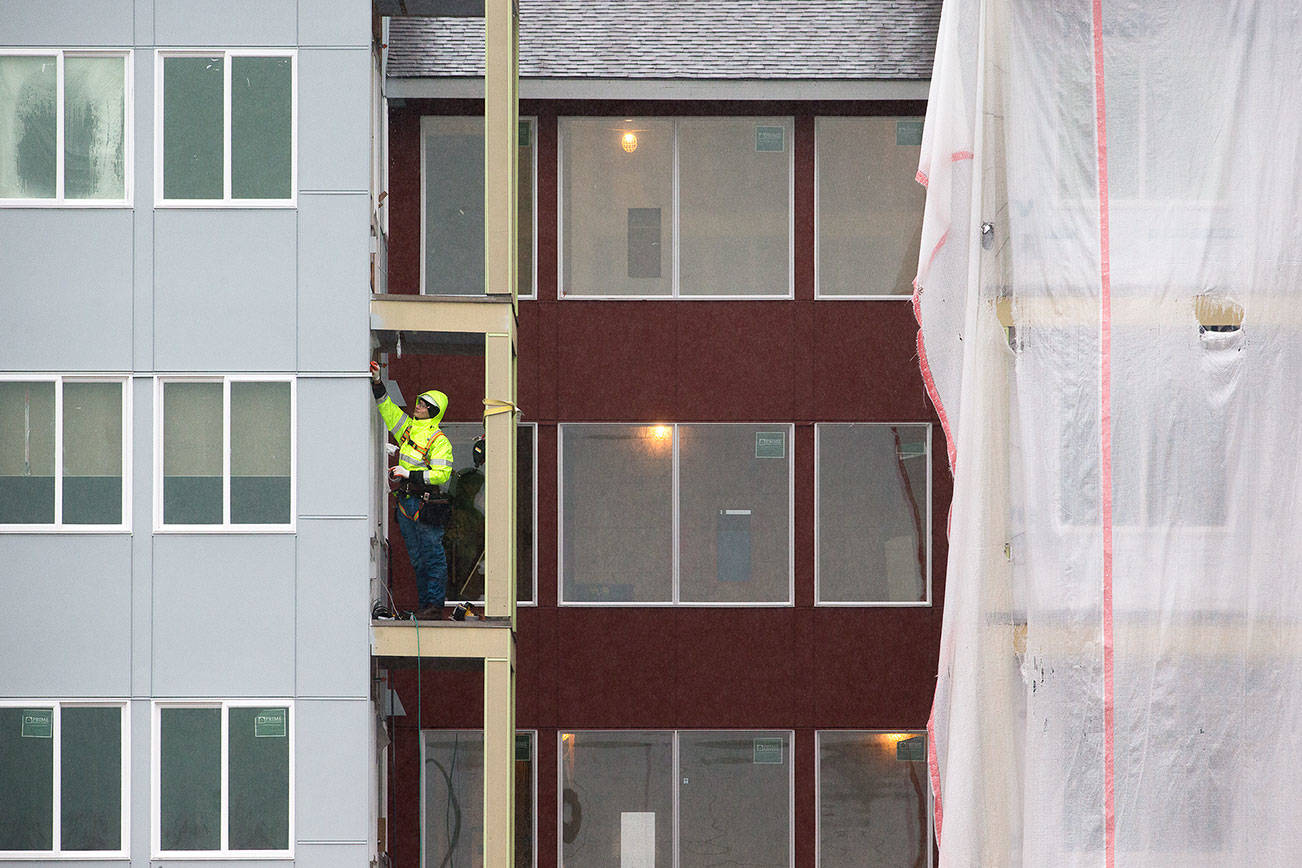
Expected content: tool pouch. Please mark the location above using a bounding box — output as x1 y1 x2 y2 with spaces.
417 494 452 527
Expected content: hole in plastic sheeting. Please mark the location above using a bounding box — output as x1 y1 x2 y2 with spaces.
1195 294 1243 337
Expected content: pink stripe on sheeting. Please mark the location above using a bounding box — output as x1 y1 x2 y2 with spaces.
927 704 944 843
917 329 958 473
1091 0 1117 865
915 150 974 189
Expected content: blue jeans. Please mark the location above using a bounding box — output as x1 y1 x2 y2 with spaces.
395 495 447 609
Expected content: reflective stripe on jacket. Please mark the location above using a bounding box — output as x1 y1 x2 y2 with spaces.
376 395 454 485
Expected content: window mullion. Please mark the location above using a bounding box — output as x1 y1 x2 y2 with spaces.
51 703 62 854
54 377 63 527
671 119 681 298
223 379 232 526
55 53 65 202
223 53 233 202
671 425 680 604
671 731 680 868
220 704 230 853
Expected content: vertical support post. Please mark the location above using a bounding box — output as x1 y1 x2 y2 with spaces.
483 648 516 866
484 330 517 621
484 0 519 304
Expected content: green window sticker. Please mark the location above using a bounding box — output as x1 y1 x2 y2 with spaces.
753 737 783 764
755 431 786 458
896 119 924 147
755 125 785 152
21 708 53 738
253 708 287 738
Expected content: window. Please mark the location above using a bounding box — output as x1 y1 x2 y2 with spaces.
560 424 792 604
560 730 793 866
815 117 925 298
155 376 295 531
152 701 293 858
560 117 793 298
422 730 536 867
817 731 932 867
156 50 295 205
0 50 131 205
439 422 536 605
0 702 128 858
421 115 536 297
815 424 930 605
0 376 129 530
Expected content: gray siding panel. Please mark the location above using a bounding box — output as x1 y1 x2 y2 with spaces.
297 379 371 517
0 536 132 696
0 0 134 46
295 519 370 697
298 48 371 192
151 535 296 696
291 842 373 867
153 210 298 372
295 699 371 842
153 0 297 47
0 211 134 372
297 193 370 372
298 0 371 48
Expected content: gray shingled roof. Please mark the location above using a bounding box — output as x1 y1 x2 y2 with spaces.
387 1 941 80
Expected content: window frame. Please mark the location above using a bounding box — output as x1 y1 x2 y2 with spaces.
557 116 796 301
814 729 934 868
418 114 539 299
557 422 795 606
153 48 298 208
0 373 132 533
557 729 795 867
150 699 295 861
812 115 925 301
0 48 134 208
152 374 297 533
813 422 933 607
419 728 538 868
0 700 130 861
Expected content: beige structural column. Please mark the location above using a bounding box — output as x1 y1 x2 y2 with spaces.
484 0 518 304
483 331 517 622
483 649 517 866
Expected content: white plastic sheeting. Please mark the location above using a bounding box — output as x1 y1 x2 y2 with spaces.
916 1 1302 865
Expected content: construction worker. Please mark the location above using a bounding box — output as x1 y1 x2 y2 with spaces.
371 361 454 620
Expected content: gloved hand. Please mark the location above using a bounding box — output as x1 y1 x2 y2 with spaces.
369 361 381 383
385 443 399 457
389 465 410 482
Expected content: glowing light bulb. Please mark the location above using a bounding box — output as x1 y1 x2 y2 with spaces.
621 132 638 153
651 425 671 441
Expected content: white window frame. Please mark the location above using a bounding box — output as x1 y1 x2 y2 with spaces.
814 729 934 868
813 115 925 301
557 422 795 606
813 422 932 607
0 374 131 533
153 375 297 533
419 115 539 299
420 728 538 868
557 729 795 867
557 116 796 300
0 700 130 861
154 48 297 208
0 48 133 208
151 699 295 861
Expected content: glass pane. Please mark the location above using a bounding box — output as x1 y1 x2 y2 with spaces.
562 425 673 602
61 707 121 851
680 731 791 866
0 381 55 524
159 707 220 851
561 731 673 867
163 382 223 525
818 732 930 867
679 425 790 603
679 118 791 296
231 56 292 199
62 381 123 525
228 707 290 851
818 425 929 603
440 423 534 604
230 381 291 524
816 117 926 297
163 56 224 200
561 117 674 296
64 55 126 200
0 707 54 851
0 55 56 198
518 121 534 296
422 730 534 867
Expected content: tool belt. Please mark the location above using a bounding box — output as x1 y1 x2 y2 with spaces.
394 484 451 527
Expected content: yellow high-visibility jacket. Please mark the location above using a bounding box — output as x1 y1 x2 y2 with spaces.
376 393 454 487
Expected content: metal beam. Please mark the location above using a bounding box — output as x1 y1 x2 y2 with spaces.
370 621 514 660
374 0 484 17
385 76 933 102
370 294 516 345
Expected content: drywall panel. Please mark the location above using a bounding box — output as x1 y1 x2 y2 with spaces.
153 209 297 372
0 536 132 696
151 534 296 696
295 518 369 697
297 192 370 372
298 48 370 192
296 378 370 517
0 211 133 372
153 0 296 47
298 0 371 48
294 698 370 841
0 0 134 46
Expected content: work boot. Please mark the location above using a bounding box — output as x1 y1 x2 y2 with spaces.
414 604 444 621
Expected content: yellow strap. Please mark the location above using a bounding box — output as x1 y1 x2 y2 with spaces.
483 398 518 417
